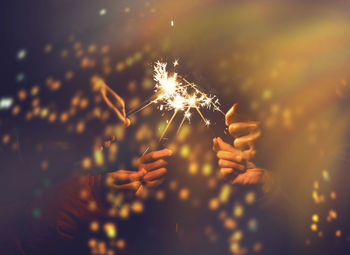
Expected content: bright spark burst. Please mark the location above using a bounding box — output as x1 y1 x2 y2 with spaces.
128 61 224 141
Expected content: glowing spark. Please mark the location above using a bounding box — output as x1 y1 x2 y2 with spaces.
153 61 179 100
127 60 224 141
169 94 186 110
171 20 174 27
177 97 194 134
182 78 226 116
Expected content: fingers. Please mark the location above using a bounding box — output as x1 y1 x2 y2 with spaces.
215 137 256 163
217 150 243 162
241 148 256 161
108 170 145 182
218 159 245 170
138 150 170 190
111 181 142 191
141 159 168 172
135 185 143 196
220 168 233 175
214 137 235 152
228 121 260 150
212 138 220 152
232 169 264 185
233 130 261 149
145 178 164 188
139 148 173 164
143 168 167 182
225 103 239 126
107 164 167 194
214 138 246 172
100 82 127 125
228 122 259 138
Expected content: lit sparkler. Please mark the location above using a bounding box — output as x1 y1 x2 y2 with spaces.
127 61 225 142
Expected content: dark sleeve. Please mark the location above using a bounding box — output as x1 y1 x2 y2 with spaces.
14 174 108 255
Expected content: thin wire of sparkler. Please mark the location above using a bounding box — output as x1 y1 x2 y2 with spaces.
127 100 155 116
159 109 179 142
181 77 226 116
176 102 193 134
194 105 207 123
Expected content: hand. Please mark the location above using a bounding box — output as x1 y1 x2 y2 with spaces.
213 137 265 184
100 81 131 127
105 169 146 193
213 103 265 185
105 148 173 195
138 148 173 192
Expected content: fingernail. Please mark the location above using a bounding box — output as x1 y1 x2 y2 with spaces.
168 149 173 156
236 155 242 162
124 118 131 127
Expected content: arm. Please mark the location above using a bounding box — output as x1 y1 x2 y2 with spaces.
15 148 172 254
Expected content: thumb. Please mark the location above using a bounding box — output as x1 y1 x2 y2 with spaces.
225 103 238 126
215 137 235 152
212 138 220 152
125 117 131 127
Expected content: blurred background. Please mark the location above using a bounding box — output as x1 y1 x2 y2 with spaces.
1 0 350 254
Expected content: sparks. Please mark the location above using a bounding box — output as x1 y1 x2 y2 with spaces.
127 60 224 141
153 61 179 100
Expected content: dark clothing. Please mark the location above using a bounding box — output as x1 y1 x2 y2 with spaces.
1 174 106 255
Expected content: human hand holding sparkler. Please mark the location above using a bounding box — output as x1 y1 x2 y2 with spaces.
106 148 173 195
138 148 173 190
106 169 146 192
99 76 174 194
213 103 266 185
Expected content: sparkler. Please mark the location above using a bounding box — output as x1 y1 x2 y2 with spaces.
127 60 225 142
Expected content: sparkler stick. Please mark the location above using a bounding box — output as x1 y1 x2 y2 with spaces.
176 115 188 135
126 97 155 117
194 105 207 123
176 104 193 135
159 109 179 142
